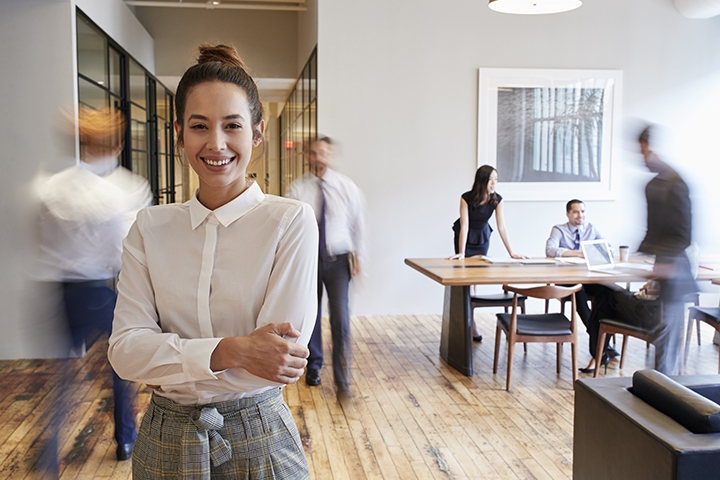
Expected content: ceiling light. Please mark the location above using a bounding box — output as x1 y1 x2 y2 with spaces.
488 0 582 15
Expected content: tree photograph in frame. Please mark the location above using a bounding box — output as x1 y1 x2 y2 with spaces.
478 68 623 201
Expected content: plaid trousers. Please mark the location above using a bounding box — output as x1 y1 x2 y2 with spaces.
133 388 309 479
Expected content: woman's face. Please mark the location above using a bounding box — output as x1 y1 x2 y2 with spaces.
487 169 498 194
176 81 263 201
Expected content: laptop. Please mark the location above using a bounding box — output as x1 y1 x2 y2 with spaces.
580 239 653 275
581 239 615 271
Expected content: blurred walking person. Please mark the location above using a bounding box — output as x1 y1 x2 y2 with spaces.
637 125 697 375
287 137 366 399
35 106 151 474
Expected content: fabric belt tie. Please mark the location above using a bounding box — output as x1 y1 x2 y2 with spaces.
189 407 232 468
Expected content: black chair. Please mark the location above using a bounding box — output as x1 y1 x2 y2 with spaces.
593 318 655 378
470 286 527 344
686 306 720 373
471 286 527 314
682 293 706 348
493 284 581 391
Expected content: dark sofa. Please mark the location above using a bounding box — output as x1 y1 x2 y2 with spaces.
573 371 720 480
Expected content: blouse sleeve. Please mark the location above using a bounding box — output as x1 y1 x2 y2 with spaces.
253 202 319 347
108 211 222 386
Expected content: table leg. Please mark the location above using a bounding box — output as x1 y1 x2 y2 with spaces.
440 285 473 376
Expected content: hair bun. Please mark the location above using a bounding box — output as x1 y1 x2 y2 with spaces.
197 44 247 70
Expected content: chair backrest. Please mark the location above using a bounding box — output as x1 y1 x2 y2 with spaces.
504 284 582 300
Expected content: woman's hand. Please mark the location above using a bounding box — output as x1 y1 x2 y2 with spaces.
510 253 529 259
210 323 310 384
447 253 465 260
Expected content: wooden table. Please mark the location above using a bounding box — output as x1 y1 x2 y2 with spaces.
405 257 720 376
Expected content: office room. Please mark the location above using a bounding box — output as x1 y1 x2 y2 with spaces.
2 0 720 478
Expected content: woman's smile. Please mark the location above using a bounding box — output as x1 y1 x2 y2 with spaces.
202 156 235 167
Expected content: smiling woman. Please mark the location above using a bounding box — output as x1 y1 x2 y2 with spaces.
180 81 263 209
108 44 317 479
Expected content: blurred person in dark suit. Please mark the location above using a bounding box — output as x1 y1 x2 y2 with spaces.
636 125 696 375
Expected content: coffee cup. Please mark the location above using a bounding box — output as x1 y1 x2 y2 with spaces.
619 245 629 263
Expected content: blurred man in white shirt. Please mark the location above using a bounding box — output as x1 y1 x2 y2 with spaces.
36 107 151 470
286 137 365 399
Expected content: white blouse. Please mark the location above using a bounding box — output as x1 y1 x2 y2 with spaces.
108 182 318 404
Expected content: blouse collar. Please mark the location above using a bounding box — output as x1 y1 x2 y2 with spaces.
188 181 265 229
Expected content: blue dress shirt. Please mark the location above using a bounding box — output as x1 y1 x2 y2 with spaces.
545 222 604 257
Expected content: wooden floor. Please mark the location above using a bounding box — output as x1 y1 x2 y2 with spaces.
2 311 720 479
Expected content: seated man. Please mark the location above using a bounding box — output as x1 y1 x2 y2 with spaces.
545 199 619 357
581 282 662 373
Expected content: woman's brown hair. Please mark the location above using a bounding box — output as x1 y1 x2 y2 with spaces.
175 44 264 143
468 165 499 207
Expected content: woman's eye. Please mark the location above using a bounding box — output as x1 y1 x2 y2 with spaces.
189 124 207 130
226 123 242 129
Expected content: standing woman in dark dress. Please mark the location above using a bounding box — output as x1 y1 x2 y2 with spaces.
449 165 526 341
450 165 525 260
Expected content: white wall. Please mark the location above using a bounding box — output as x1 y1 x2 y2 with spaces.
298 0 318 73
0 0 155 359
318 0 720 314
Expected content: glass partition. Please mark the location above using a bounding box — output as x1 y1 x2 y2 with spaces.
279 47 317 196
76 9 181 204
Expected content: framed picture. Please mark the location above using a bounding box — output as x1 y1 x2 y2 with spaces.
478 68 623 201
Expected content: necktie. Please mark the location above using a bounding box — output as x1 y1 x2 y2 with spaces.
318 181 327 256
574 230 581 250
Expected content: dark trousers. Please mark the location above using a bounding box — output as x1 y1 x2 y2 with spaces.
37 282 137 476
62 282 137 445
308 253 352 390
559 283 602 357
575 284 603 330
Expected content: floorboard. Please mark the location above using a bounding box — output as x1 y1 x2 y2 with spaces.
1 310 719 479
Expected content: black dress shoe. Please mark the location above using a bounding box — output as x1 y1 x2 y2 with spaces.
473 335 483 342
579 354 610 375
306 369 321 386
606 347 620 359
116 442 134 461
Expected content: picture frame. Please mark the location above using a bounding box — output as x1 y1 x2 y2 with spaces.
478 68 623 201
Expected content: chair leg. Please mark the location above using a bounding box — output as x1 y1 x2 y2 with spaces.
556 343 562 374
506 338 516 391
620 335 629 369
571 341 578 383
594 331 607 378
493 325 502 374
544 299 550 314
685 316 694 363
523 342 527 353
697 319 702 346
